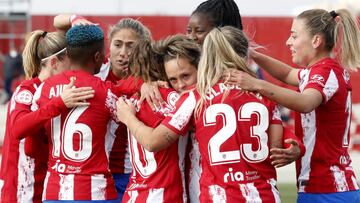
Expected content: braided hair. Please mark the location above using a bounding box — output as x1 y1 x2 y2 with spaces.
192 0 243 30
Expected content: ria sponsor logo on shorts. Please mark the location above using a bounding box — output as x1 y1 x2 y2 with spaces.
223 168 244 183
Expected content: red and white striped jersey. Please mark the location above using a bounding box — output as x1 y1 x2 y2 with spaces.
162 82 283 203
96 62 132 175
122 88 188 203
0 77 47 203
33 70 123 201
296 58 359 193
185 131 201 203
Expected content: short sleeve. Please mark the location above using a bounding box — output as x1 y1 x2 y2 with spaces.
270 103 283 125
161 91 196 136
304 67 339 103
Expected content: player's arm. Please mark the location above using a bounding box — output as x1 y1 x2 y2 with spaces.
9 82 47 139
53 14 72 31
115 76 144 96
282 127 305 157
116 97 179 152
250 50 300 86
24 132 48 159
224 70 323 113
268 123 283 149
13 79 94 140
13 96 66 140
53 14 95 32
9 91 50 157
270 127 305 168
113 77 166 111
138 81 168 111
257 81 323 113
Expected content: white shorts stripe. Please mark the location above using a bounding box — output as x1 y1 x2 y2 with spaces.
17 139 35 203
208 184 226 203
0 179 4 201
146 188 164 203
42 172 50 200
298 112 317 192
240 182 262 203
58 174 74 200
268 178 281 203
91 174 107 200
351 175 360 190
178 134 189 203
188 133 201 203
128 190 138 203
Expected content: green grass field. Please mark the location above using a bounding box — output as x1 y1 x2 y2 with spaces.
278 183 298 203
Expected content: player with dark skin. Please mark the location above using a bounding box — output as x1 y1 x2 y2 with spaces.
187 0 243 45
186 0 301 167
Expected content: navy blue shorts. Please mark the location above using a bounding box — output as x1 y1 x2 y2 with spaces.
298 190 360 203
113 173 131 201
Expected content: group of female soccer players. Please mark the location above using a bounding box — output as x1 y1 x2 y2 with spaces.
1 0 360 202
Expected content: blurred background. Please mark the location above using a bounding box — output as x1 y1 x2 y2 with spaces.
0 0 359 202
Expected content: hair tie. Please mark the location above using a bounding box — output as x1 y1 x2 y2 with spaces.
329 11 338 18
40 47 66 62
41 31 48 38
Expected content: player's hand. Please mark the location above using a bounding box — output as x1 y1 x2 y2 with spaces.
248 48 258 59
223 69 259 91
71 18 98 26
156 80 169 88
61 77 95 108
116 97 136 124
270 139 301 168
139 81 167 111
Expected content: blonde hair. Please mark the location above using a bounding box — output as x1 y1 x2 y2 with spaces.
22 31 66 79
195 26 255 118
108 18 152 42
297 9 360 71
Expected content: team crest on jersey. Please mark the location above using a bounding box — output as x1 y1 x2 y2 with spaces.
309 74 325 87
167 91 179 108
15 90 33 105
311 74 324 82
148 91 179 116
